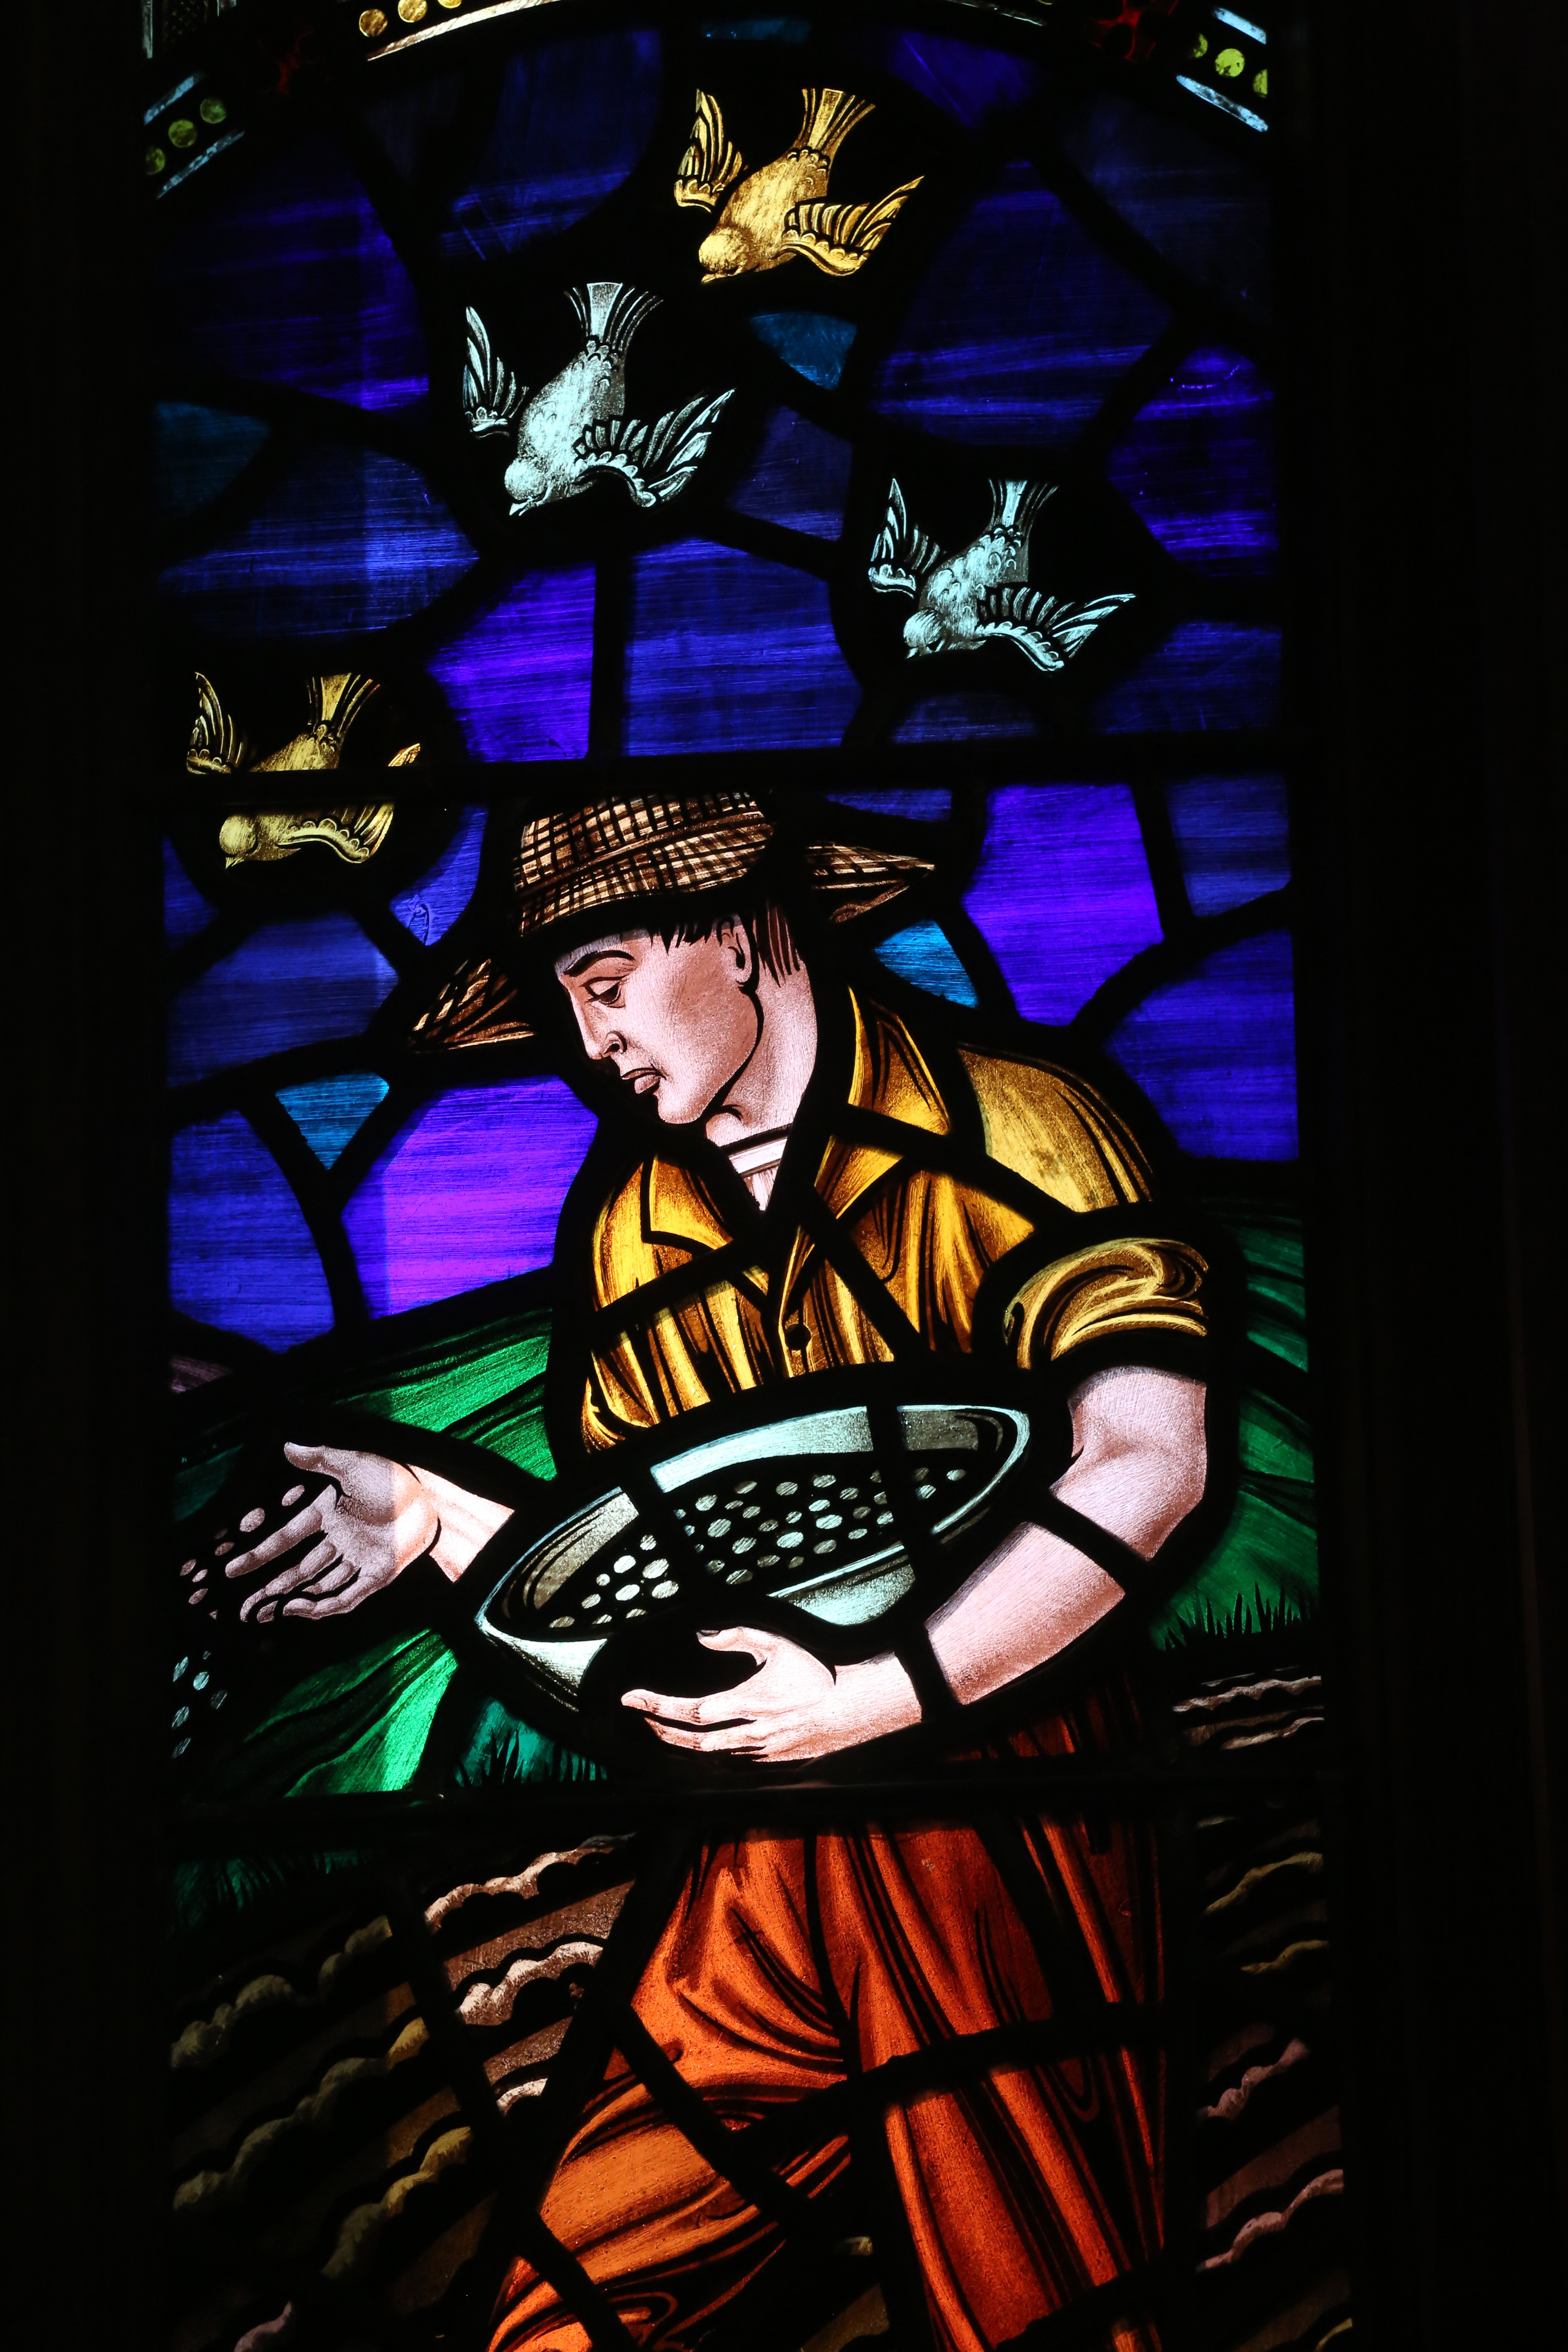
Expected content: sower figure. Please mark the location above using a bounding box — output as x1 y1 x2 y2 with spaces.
222 793 1214 2352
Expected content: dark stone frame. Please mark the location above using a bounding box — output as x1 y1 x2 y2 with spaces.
7 2 1566 2341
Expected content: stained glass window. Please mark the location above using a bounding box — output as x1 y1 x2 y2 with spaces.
147 9 1351 2351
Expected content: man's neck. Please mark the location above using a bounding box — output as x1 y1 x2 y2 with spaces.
704 960 817 1155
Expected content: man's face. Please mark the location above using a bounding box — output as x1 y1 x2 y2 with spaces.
554 922 761 1125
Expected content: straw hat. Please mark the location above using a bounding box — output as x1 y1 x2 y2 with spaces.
409 789 934 1052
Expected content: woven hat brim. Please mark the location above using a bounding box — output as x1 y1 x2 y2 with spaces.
409 817 937 1053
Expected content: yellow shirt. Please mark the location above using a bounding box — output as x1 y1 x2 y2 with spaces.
577 988 1207 1452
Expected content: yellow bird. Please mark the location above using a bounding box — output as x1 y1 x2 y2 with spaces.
186 672 418 868
675 87 922 282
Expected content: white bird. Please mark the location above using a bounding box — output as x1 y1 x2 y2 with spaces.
464 282 733 516
869 477 1136 670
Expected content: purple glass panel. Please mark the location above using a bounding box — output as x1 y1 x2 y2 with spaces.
1167 774 1290 915
861 28 1044 123
169 1113 334 1349
1106 348 1276 577
728 409 852 539
428 569 595 762
391 807 488 944
889 691 1033 744
1106 931 1297 1160
153 142 427 408
168 916 397 1089
440 31 662 260
159 449 475 639
828 788 951 821
965 786 1160 1023
165 839 215 948
871 164 1169 447
1091 624 1280 733
1055 92 1271 315
624 541 860 754
344 1079 598 1316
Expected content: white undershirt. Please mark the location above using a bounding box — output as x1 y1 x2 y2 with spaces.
720 1127 790 1209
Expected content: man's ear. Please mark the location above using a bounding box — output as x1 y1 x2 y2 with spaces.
718 917 756 987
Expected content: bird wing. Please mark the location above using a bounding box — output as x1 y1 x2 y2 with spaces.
868 480 940 599
675 90 744 211
463 307 526 439
387 742 421 767
781 178 922 277
187 671 252 774
278 806 396 865
574 389 735 509
976 587 1136 672
409 955 535 1053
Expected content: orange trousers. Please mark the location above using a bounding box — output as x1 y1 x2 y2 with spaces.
491 1717 1163 2352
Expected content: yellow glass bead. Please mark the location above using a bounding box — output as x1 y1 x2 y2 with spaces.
1214 47 1245 78
438 0 463 11
169 118 197 149
359 8 388 34
1253 68 1269 97
146 145 167 176
199 96 227 125
1189 34 1208 59
398 0 427 18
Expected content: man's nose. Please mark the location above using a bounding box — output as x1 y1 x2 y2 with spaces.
580 1006 623 1060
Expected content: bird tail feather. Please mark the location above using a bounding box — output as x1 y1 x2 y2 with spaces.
312 673 380 739
794 87 874 159
987 478 1057 535
569 281 661 361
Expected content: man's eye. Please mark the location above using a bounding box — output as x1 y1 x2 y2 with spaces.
588 982 621 1006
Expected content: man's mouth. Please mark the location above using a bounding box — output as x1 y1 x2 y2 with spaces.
624 1067 661 1096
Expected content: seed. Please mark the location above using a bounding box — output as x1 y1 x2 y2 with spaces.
615 1584 639 1602
776 1480 798 1496
695 1493 718 1511
946 1467 967 1482
734 1480 757 1495
596 1572 611 1587
777 1531 804 1550
757 1553 780 1569
707 1517 732 1538
877 1510 895 1526
653 1580 679 1600
732 1535 755 1555
614 1554 635 1573
917 1483 936 1500
726 1568 753 1586
550 1615 574 1629
640 1532 657 1550
817 1513 844 1530
642 1559 668 1580
626 1606 646 1619
812 1539 837 1557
